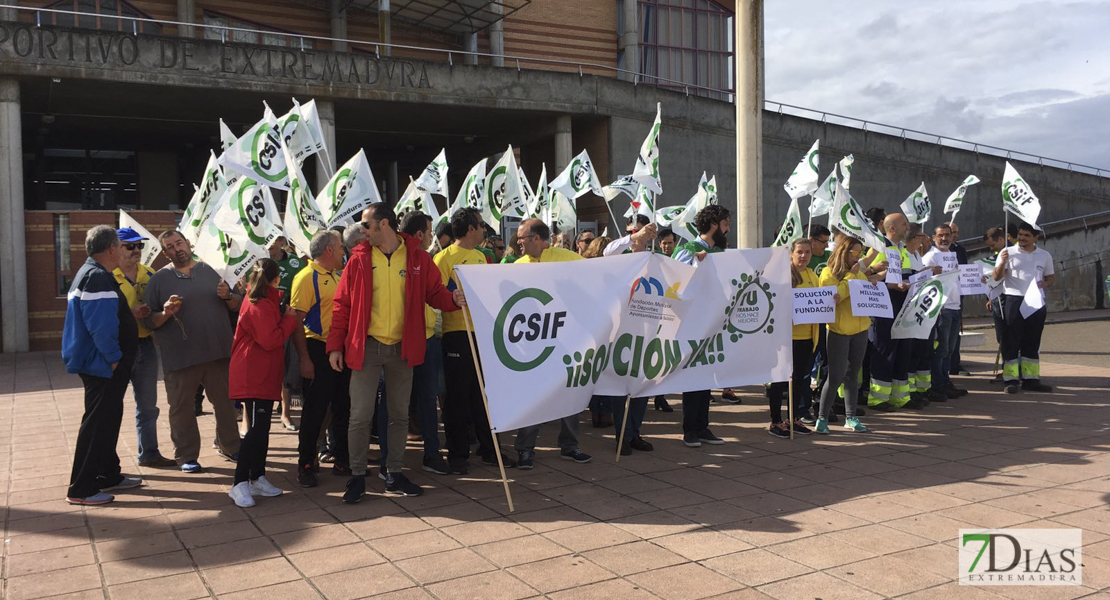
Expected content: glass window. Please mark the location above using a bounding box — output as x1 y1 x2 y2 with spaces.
46 0 162 34
636 0 733 100
202 11 313 48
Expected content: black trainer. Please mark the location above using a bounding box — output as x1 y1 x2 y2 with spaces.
384 472 424 497
629 436 654 452
481 452 518 468
422 455 450 475
1022 381 1053 393
297 464 317 488
448 457 470 475
343 475 365 504
560 449 593 463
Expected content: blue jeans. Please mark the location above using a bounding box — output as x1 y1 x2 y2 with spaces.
131 337 162 462
931 309 960 390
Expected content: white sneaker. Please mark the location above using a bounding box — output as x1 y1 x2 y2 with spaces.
228 481 255 507
250 476 284 498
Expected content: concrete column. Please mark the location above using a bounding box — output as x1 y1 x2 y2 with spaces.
464 32 478 66
315 100 336 192
554 116 572 174
388 161 399 204
176 0 196 38
489 2 505 67
331 0 348 53
620 0 639 82
0 79 28 352
379 0 391 57
735 0 763 248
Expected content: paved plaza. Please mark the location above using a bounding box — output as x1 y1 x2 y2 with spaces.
1 318 1108 600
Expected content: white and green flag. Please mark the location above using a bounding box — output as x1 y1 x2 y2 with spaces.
457 159 494 230
831 180 886 252
892 270 961 340
214 177 284 250
632 103 663 194
632 184 655 220
783 139 820 200
118 210 162 266
552 190 577 232
281 142 325 257
396 177 442 224
486 146 525 226
838 154 855 190
181 152 232 245
771 196 804 247
550 150 603 201
317 150 382 227
899 182 931 224
602 174 639 203
221 105 293 190
673 173 716 241
286 98 328 165
1001 163 1041 228
414 148 449 199
194 218 268 287
219 119 237 151
943 175 980 222
809 167 838 218
654 204 686 229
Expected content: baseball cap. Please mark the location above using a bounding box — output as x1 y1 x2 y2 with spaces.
117 227 149 243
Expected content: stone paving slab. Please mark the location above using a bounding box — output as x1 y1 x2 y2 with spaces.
1 322 1108 599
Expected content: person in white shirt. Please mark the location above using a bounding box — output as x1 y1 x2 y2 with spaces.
922 224 967 399
993 221 1054 394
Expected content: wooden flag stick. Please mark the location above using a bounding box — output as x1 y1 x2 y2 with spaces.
788 380 795 440
615 395 631 462
454 270 515 513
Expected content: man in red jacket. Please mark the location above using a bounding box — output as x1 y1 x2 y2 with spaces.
328 203 464 503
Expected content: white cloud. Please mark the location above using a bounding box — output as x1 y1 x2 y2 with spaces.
765 0 1110 167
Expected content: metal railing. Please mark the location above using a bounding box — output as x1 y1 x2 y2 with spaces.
8 5 1109 178
964 209 1110 249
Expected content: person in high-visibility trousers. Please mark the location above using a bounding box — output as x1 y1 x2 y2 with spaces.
868 213 925 411
993 221 1055 394
905 224 943 404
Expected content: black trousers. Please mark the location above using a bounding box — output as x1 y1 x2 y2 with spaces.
69 364 131 498
442 331 495 460
235 400 273 484
768 339 814 424
297 339 351 468
681 390 712 435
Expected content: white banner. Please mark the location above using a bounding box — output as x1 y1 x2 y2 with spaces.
959 264 988 296
317 150 382 227
792 286 836 324
632 103 663 194
900 182 930 224
1002 162 1042 228
455 249 792 431
118 210 162 267
783 139 820 200
848 279 893 318
892 270 960 340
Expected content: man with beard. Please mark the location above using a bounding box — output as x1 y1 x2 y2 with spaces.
923 224 968 400
671 205 731 447
142 231 243 473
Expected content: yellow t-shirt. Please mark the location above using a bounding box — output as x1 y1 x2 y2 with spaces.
368 239 407 345
819 268 871 336
792 268 820 341
113 263 156 339
290 260 339 342
434 244 487 334
515 246 585 263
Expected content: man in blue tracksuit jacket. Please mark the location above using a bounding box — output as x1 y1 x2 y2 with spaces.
61 225 141 505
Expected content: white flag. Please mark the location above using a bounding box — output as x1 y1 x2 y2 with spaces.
281 142 325 257
219 119 237 151
414 148 449 199
524 165 547 219
654 205 686 229
831 181 886 252
214 177 284 250
838 155 855 190
457 159 494 230
180 152 231 245
603 174 639 202
899 182 931 224
221 105 293 190
550 150 603 200
317 150 382 227
892 270 961 339
943 175 980 219
486 146 525 225
1001 163 1041 228
396 177 442 224
632 103 663 194
286 98 327 164
194 218 268 287
771 196 804 247
783 139 820 200
631 184 655 220
118 210 162 266
552 190 577 232
810 167 838 218
673 173 716 241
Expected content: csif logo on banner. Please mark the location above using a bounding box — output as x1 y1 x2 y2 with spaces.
571 158 592 192
902 280 943 326
960 529 1082 586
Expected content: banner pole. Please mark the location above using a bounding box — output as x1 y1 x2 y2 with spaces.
454 270 515 513
615 395 631 462
806 195 813 238
605 201 620 236
788 380 794 440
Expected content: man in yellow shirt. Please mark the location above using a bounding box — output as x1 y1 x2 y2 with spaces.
291 229 348 488
113 228 176 468
511 219 593 468
434 207 516 475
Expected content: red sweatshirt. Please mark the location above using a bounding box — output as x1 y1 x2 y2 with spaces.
327 233 459 370
230 289 297 401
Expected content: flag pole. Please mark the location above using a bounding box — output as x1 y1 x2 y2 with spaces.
605 200 620 236
788 380 794 440
454 270 515 513
806 196 813 239
615 396 631 462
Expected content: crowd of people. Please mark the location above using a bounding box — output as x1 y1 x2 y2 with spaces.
59 201 1055 506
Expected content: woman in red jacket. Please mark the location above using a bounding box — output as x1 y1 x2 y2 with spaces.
228 259 297 508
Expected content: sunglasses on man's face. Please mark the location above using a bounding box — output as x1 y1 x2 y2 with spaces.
360 221 371 229
494 245 505 251
123 243 144 251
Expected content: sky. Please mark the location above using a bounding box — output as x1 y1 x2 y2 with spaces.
764 0 1110 169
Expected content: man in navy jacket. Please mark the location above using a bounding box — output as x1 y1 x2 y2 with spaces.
61 225 142 505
